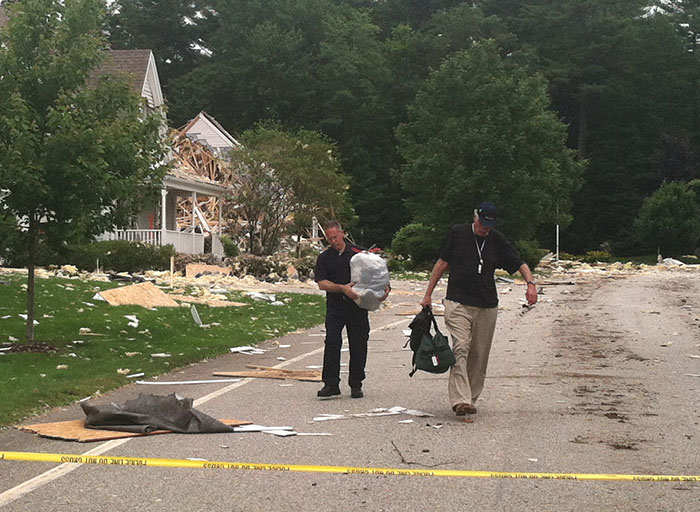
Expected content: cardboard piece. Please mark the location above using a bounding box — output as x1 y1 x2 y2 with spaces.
98 282 179 308
214 365 322 382
18 418 251 443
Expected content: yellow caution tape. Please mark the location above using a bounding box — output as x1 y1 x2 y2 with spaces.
1 451 699 482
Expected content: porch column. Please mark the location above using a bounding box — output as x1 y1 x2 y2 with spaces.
191 191 197 253
218 197 223 236
160 188 167 245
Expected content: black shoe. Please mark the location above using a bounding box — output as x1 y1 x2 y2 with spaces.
351 387 364 399
317 385 341 398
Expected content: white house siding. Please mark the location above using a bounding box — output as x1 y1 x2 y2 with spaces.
187 116 236 154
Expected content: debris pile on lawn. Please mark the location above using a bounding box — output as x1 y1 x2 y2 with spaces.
95 281 179 308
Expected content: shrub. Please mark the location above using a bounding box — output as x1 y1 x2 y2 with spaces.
633 181 700 256
514 240 548 271
391 223 440 269
219 235 240 258
68 241 175 273
288 255 316 280
558 252 577 261
387 256 408 273
231 254 286 280
580 250 613 263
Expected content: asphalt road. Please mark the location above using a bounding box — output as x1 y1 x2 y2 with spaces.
1 269 700 511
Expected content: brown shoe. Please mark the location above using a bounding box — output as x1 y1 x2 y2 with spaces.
453 403 477 416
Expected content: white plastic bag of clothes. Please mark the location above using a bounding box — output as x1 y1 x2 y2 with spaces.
350 251 390 311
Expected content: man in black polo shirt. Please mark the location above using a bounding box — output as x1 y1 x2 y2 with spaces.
420 202 538 416
314 220 378 398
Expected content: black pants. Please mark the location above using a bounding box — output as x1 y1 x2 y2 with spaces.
322 299 370 389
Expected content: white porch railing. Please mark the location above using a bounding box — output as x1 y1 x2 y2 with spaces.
98 229 216 255
97 229 162 245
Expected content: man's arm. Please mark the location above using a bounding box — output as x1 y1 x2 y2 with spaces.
317 279 359 300
420 258 449 308
518 263 538 305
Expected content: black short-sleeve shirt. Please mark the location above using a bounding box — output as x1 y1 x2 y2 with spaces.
439 223 523 308
314 241 362 307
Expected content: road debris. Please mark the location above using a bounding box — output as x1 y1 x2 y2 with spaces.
229 346 265 355
214 365 321 382
190 304 202 326
136 379 243 385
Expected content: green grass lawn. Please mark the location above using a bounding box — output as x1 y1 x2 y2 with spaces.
0 273 324 428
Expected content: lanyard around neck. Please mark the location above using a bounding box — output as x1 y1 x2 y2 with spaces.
472 223 486 273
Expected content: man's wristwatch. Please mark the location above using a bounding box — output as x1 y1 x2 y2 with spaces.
526 280 536 286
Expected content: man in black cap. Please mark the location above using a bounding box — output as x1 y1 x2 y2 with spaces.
420 202 537 416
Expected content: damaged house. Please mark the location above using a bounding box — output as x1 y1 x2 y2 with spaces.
1 4 239 258
94 52 235 257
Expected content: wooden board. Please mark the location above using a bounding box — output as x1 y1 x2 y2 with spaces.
98 282 179 308
17 418 251 443
214 366 321 382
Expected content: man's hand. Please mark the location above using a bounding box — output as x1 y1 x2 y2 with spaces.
380 285 391 302
526 284 538 305
343 283 359 301
420 295 432 309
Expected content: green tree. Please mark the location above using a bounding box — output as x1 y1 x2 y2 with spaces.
562 13 700 253
0 0 168 342
633 181 700 256
496 0 648 159
396 40 583 240
107 0 216 101
167 0 403 245
226 122 353 255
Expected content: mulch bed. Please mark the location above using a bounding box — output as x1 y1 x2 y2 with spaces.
2 342 59 354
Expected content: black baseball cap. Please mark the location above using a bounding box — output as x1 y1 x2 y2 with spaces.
477 201 497 227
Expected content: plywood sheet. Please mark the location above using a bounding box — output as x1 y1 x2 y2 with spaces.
18 418 251 443
99 282 179 308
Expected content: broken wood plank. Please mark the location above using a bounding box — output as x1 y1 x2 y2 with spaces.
213 368 322 382
244 364 317 374
17 418 251 443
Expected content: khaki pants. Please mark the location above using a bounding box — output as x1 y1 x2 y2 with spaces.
443 299 498 408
